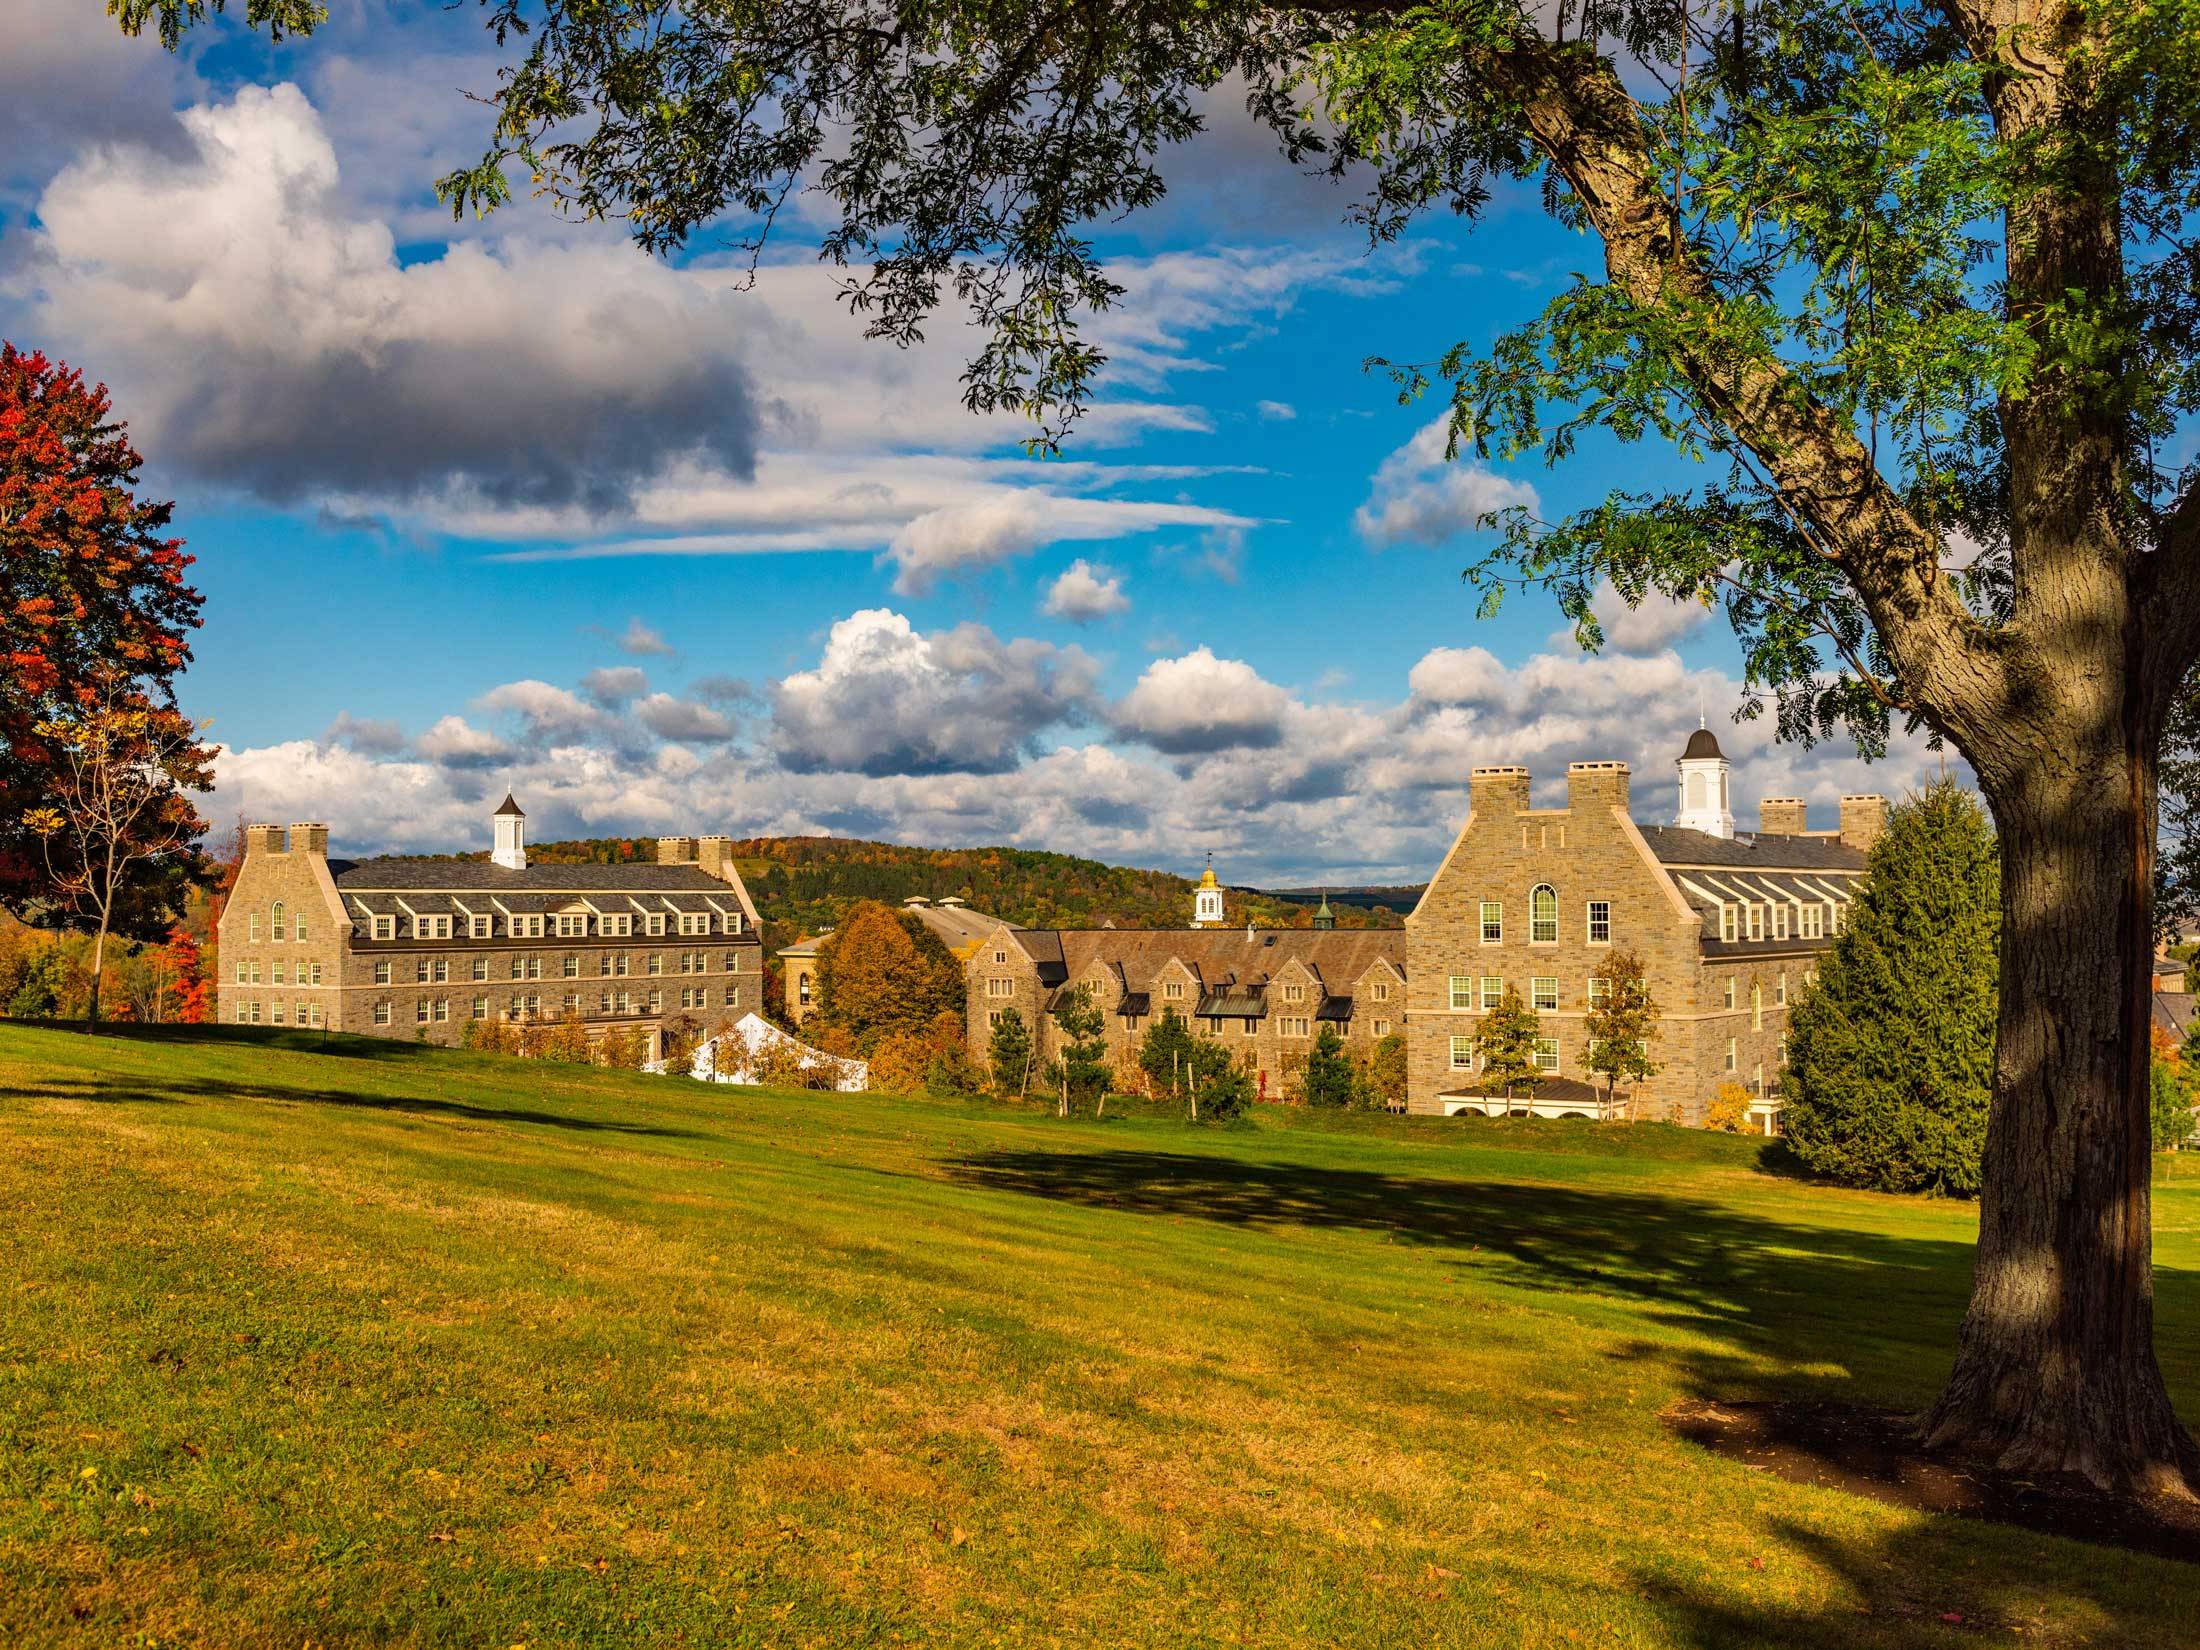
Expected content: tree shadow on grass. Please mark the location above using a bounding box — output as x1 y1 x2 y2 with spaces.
1 1020 446 1061
943 1147 2200 1414
20 1072 702 1140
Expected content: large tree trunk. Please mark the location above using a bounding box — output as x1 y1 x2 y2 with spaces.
1922 744 2200 1496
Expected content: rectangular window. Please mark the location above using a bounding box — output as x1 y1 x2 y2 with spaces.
308 1003 322 1028
433 998 449 1023
1480 976 1503 1011
1746 904 1765 941
272 962 286 985
1449 1036 1475 1070
1282 1017 1309 1037
645 913 666 937
1776 972 1788 1006
647 953 663 976
1480 901 1503 944
1753 983 1764 1031
1753 1062 1765 1094
604 914 633 938
1586 901 1611 944
372 915 394 941
1722 977 1735 1011
1829 902 1844 935
374 960 391 986
1283 983 1304 1002
1531 977 1559 1011
416 1000 430 1024
375 1000 392 1026
470 915 492 939
1588 976 1610 1009
1533 1038 1560 1074
1773 903 1790 941
563 954 580 978
250 961 261 984
415 958 430 984
234 961 247 984
1373 1019 1390 1038
271 1000 286 1025
309 963 323 986
472 996 488 1020
1371 981 1390 1002
432 959 448 984
1719 905 1736 943
648 989 663 1014
1800 904 1823 940
1449 974 1474 1011
249 913 259 943
250 1000 262 1024
1165 980 1184 999
987 977 1015 998
680 913 708 936
294 916 307 944
471 957 487 982
234 1000 247 1023
1725 1037 1737 1072
723 953 740 972
1242 1019 1257 1036
271 909 285 942
556 914 585 938
724 912 744 935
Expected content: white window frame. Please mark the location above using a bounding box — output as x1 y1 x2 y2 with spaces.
271 901 285 941
374 960 391 986
1449 1036 1475 1071
470 915 493 939
371 915 394 942
374 1000 392 1026
1480 976 1503 1011
1449 974 1474 1011
645 912 666 937
1719 904 1737 943
1773 903 1790 941
1532 1038 1560 1074
1530 884 1559 944
986 977 1015 998
1531 976 1559 1012
1746 904 1765 941
1586 901 1611 945
1725 1038 1737 1072
1479 901 1503 945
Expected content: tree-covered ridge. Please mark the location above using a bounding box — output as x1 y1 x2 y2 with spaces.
493 835 1404 943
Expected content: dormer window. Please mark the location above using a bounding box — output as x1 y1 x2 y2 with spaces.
556 913 587 938
470 915 493 939
646 913 666 937
602 913 632 938
1719 905 1737 942
1746 904 1765 941
412 914 452 940
371 915 394 941
679 913 708 936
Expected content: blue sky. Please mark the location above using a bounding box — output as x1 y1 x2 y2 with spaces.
0 0 1945 881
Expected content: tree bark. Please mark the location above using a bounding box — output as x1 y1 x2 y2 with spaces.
1922 739 2200 1496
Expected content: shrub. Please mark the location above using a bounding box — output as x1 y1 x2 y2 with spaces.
1704 1082 1753 1133
1300 1026 1355 1108
1364 1032 1408 1112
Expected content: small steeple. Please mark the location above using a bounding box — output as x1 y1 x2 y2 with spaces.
491 790 528 870
1192 852 1225 928
1312 891 1336 931
1674 721 1735 839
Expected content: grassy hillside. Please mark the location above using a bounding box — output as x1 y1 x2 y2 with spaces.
3 1024 2197 1647
499 835 1407 939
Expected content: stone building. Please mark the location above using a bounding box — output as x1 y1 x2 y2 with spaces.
779 895 1014 1026
964 868 1406 1098
1405 732 1880 1124
215 796 762 1061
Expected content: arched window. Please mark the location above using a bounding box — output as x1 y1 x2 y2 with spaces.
1686 772 1707 811
271 900 285 941
1531 884 1558 943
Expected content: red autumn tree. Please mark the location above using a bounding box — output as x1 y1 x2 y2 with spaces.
165 922 208 1024
1 341 209 927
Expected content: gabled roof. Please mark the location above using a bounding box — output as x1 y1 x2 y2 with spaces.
1003 927 1405 1017
331 857 746 895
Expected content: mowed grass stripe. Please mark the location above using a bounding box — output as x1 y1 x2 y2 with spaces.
2 1022 2195 1648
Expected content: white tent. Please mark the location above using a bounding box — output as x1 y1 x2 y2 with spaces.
690 1013 868 1092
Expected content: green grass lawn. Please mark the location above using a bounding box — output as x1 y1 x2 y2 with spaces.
4 1024 2197 1648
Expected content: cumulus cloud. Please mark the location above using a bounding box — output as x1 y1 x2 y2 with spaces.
477 679 616 744
1255 399 1296 421
887 495 1049 593
413 715 511 770
617 617 675 657
581 666 650 707
1354 417 1539 548
1573 579 1713 655
24 84 760 515
632 693 734 743
1114 647 1294 755
1044 559 1131 623
320 711 405 756
770 609 1100 776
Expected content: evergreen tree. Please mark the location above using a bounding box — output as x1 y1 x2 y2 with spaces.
1473 986 1542 1102
1365 1032 1408 1113
1184 1038 1252 1124
986 1006 1033 1098
1136 1007 1197 1097
1050 985 1109 1117
1784 782 1999 1195
1299 1026 1354 1109
1581 951 1661 1119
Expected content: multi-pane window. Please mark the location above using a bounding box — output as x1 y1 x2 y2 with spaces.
249 913 259 943
1745 904 1765 941
272 962 286 986
564 992 582 1015
372 916 394 941
272 1000 286 1025
1752 983 1764 1030
294 915 307 944
271 902 285 941
374 960 392 986
679 913 708 936
1586 901 1611 944
1164 980 1184 998
374 1000 392 1026
234 962 247 984
723 911 745 935
1280 1017 1310 1037
1722 977 1735 1010
1800 904 1823 940
1480 901 1503 944
415 958 430 983
417 1000 431 1024
472 996 488 1020
1241 1019 1257 1037
1449 1036 1475 1070
471 957 488 982
509 915 544 939
602 914 633 938
1449 975 1474 1011
1480 977 1503 1010
1829 901 1845 935
1724 1038 1737 1072
1530 885 1558 943
986 977 1016 998
1719 905 1737 943
250 961 261 984
1371 980 1390 1002
306 1003 321 1028
1282 983 1304 1002
1531 977 1559 1011
412 914 452 940
433 999 449 1023
1532 1038 1560 1074
1588 976 1610 1010
723 953 741 972
562 954 581 978
249 1000 262 1024
1776 973 1788 1006
1373 1019 1391 1038
556 914 586 938
645 913 666 937
1773 904 1790 941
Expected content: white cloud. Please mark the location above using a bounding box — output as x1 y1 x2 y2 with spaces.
476 679 617 744
413 715 512 769
1044 559 1131 623
1255 399 1297 421
580 666 650 706
320 711 405 756
1354 417 1539 548
632 693 734 743
1570 579 1713 655
1113 647 1294 754
769 609 1100 776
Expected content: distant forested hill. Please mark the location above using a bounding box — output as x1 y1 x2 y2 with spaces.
505 836 1406 945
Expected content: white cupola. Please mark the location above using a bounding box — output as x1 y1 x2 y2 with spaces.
491 791 528 870
1674 724 1735 839
1192 853 1225 927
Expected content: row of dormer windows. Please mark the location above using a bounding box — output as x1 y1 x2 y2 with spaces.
359 908 743 943
1717 901 1844 944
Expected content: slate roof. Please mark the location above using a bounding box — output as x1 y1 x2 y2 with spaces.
332 857 741 894
2157 989 2197 1043
1638 825 1868 873
1010 927 1405 1019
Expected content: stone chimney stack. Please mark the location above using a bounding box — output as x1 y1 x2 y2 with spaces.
1566 760 1631 818
696 835 735 883
1469 765 1532 819
244 824 287 857
289 822 330 857
656 835 696 866
1760 798 1808 837
1839 794 1889 856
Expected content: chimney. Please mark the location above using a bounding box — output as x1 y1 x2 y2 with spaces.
1469 765 1532 820
1566 760 1631 818
244 824 287 857
1760 798 1808 837
1839 794 1889 856
290 822 330 857
657 835 696 866
696 834 735 882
